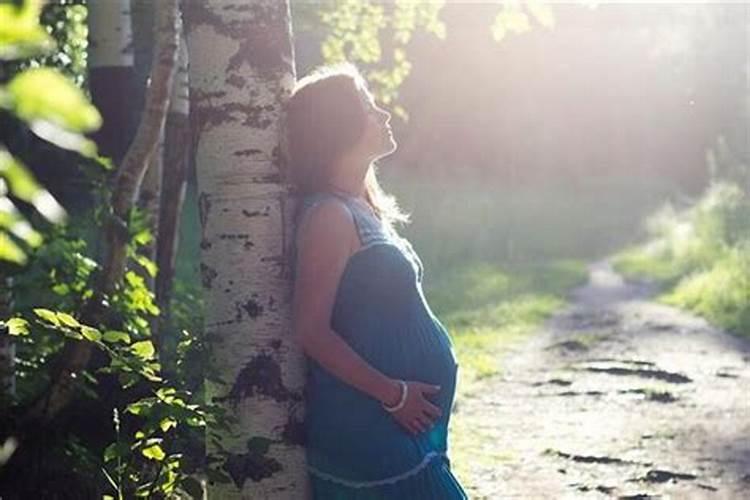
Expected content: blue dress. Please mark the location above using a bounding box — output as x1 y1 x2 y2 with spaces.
293 191 468 499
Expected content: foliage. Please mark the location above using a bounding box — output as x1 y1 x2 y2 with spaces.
0 2 223 498
490 0 555 42
0 0 97 265
3 212 225 497
296 0 562 122
614 150 750 338
298 0 446 121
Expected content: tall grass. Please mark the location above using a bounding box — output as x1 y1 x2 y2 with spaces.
614 180 750 338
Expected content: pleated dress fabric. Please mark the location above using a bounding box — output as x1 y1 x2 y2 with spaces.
292 191 468 499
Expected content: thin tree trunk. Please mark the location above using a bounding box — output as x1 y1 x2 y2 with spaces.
132 0 165 293
154 30 190 376
0 277 15 400
87 0 137 164
25 0 181 423
185 1 308 497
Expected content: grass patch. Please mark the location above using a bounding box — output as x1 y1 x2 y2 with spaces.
613 181 750 338
421 259 587 488
423 259 587 389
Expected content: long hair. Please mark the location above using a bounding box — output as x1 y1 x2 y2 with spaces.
282 62 410 230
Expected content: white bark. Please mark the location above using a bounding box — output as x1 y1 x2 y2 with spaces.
186 1 306 498
88 0 134 67
171 34 190 117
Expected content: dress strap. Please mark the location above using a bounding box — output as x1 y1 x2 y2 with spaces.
295 191 390 250
334 194 391 250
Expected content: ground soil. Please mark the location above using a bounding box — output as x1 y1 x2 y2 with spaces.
454 260 750 499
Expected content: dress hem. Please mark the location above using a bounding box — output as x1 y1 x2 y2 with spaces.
307 450 446 489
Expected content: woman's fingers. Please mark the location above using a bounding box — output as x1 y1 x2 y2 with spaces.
423 400 442 419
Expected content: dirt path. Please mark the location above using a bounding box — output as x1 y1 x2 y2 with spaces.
453 260 750 499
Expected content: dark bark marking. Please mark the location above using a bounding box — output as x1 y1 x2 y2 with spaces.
197 191 211 230
253 173 282 184
217 352 291 407
223 436 283 488
226 73 246 88
200 262 218 289
193 97 274 130
280 409 305 447
226 11 290 79
234 148 264 157
242 206 270 217
239 297 263 319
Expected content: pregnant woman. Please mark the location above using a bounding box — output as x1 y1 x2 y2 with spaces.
285 62 468 499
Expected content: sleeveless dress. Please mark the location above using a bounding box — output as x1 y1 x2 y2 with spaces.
292 190 468 500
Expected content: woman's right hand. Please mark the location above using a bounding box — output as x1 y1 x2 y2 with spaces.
387 381 443 435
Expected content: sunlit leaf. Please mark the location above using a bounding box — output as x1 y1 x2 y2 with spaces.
80 325 102 342
27 120 99 157
56 312 80 328
33 308 60 326
5 317 29 336
6 68 101 133
135 254 157 278
0 196 42 247
0 149 67 223
126 399 154 416
0 230 26 263
0 0 54 60
527 0 556 29
102 330 131 344
141 443 165 461
159 417 177 433
130 340 155 361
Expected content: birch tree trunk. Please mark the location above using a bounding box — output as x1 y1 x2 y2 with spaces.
185 1 308 497
87 0 136 164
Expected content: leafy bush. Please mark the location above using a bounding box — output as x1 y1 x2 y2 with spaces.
614 173 750 338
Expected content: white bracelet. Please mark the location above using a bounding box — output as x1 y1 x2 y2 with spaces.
382 380 408 413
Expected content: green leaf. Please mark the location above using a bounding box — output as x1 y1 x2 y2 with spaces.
102 330 130 344
130 340 155 361
159 417 177 433
33 308 60 326
0 231 26 264
141 443 165 461
0 0 55 60
0 149 67 223
56 312 79 328
135 254 157 278
7 68 102 133
126 399 154 416
5 317 29 336
80 325 102 342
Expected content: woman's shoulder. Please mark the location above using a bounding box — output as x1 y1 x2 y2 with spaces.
298 192 352 221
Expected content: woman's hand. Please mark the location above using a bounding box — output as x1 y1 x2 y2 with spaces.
387 381 443 435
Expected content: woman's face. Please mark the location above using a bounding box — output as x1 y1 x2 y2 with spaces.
358 88 397 160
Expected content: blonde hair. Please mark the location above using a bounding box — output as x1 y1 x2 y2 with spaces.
282 62 410 229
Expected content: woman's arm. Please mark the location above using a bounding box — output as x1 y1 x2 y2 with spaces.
292 199 402 407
